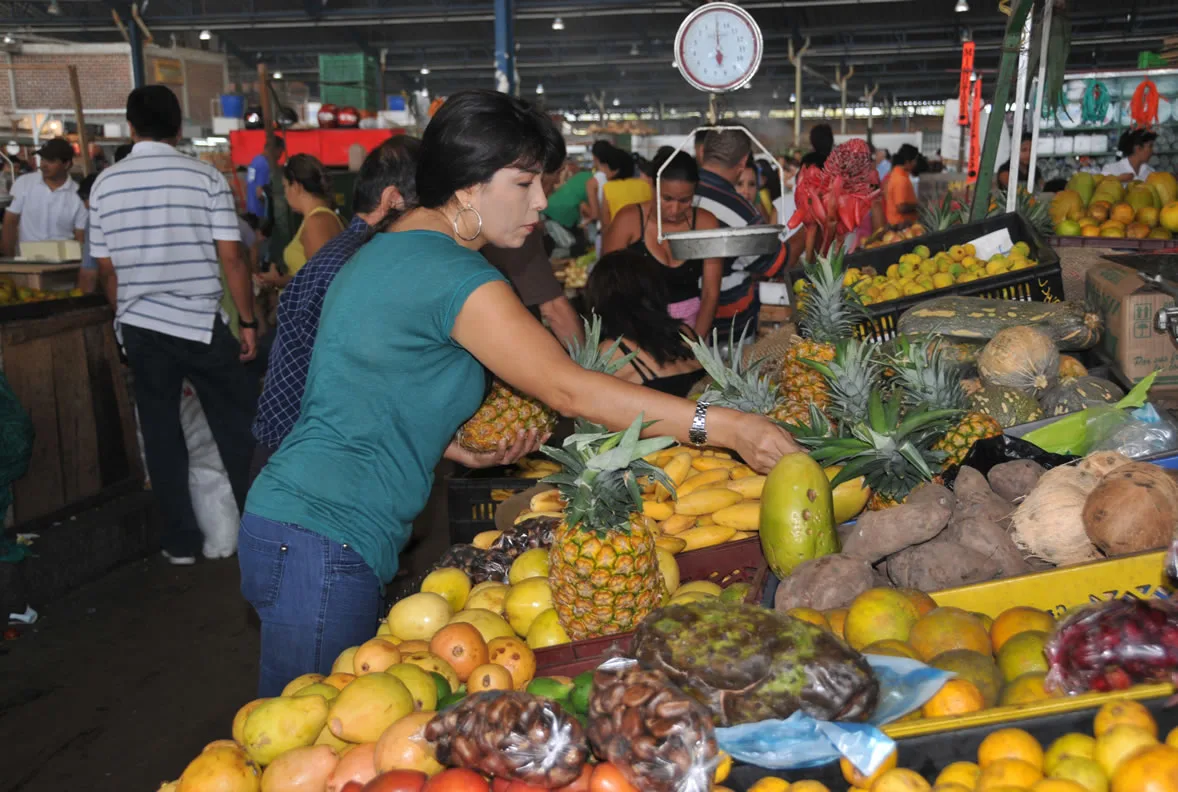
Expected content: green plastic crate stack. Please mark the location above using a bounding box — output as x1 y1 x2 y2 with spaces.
318 53 381 111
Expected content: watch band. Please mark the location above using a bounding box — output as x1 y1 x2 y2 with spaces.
689 400 710 447
239 318 259 330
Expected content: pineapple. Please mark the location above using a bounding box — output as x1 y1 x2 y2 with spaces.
779 244 863 419
808 390 958 510
799 338 882 432
685 325 791 422
889 337 1002 468
457 314 635 453
918 191 966 232
541 415 674 640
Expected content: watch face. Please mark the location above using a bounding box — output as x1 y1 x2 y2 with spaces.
675 2 762 93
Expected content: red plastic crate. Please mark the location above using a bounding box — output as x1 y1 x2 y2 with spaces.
534 537 769 677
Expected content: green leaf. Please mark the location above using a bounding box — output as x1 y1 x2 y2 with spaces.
828 456 875 489
896 441 935 480
868 390 886 432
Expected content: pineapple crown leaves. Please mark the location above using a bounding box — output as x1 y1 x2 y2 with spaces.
685 324 782 417
540 415 675 532
566 312 637 375
800 338 882 430
798 242 867 343
781 402 837 449
887 335 968 412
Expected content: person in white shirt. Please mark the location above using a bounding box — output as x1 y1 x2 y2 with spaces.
1 137 86 257
1103 129 1156 183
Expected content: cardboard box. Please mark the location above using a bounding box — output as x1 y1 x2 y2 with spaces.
1086 261 1178 386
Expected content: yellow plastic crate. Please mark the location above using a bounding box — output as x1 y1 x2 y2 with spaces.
883 550 1174 739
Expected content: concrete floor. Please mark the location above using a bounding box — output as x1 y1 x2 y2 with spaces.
0 464 454 792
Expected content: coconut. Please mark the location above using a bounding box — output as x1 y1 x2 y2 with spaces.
1082 463 1178 556
1077 451 1133 479
1009 465 1103 566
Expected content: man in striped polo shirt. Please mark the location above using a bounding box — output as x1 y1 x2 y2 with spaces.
90 85 258 566
693 129 785 345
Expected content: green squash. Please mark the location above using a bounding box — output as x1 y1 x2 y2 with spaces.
760 453 838 578
1039 376 1125 417
969 384 1045 428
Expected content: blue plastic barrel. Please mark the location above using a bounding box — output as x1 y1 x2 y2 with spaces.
220 94 246 119
387 95 406 111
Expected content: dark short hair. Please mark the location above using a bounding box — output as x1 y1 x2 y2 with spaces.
1118 128 1157 158
656 151 699 184
810 123 835 156
126 85 182 141
602 146 635 179
283 153 331 199
702 129 751 169
893 143 920 166
353 135 422 218
591 140 613 160
416 89 565 209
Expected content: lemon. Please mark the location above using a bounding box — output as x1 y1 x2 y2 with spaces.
504 577 554 636
526 608 570 649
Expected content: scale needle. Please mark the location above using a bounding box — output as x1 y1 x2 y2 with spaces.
714 18 723 65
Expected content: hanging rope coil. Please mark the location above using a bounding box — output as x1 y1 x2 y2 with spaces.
1131 79 1159 129
1080 79 1110 125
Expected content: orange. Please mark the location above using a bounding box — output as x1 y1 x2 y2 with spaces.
935 785 975 792
788 607 831 630
842 747 898 787
871 768 931 792
977 759 1043 791
845 588 921 650
1046 734 1098 774
991 608 1056 654
792 783 832 792
1034 781 1089 792
910 608 993 661
1001 673 1054 706
748 781 790 792
486 635 537 690
900 588 939 616
979 729 1045 770
466 662 513 692
1081 225 1102 238
864 640 922 659
922 679 987 718
589 762 639 792
996 631 1050 682
1110 744 1178 792
937 762 982 790
1050 757 1109 792
930 650 1005 708
428 622 488 683
1111 203 1137 225
1094 700 1158 739
827 608 848 638
1096 726 1158 776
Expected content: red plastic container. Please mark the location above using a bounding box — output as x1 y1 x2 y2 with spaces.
534 538 770 677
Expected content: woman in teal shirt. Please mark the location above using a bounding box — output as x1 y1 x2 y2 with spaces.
240 90 801 697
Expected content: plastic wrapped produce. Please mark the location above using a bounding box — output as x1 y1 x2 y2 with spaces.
1044 598 1178 695
427 544 514 584
425 691 589 787
490 513 560 558
588 658 718 792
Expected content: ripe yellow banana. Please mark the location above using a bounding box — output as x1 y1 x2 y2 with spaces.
729 464 758 480
472 530 502 549
696 515 715 527
656 451 694 502
513 510 564 525
711 501 761 530
528 491 565 512
731 531 757 541
677 524 737 551
674 488 743 516
655 535 687 554
700 449 733 459
677 469 731 497
725 475 766 499
659 514 696 536
691 456 739 472
641 500 674 521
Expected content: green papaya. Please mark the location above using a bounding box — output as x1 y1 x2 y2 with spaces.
759 452 838 578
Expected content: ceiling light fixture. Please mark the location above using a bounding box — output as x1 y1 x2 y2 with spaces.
199 29 211 40
772 90 778 99
47 0 60 15
612 97 620 106
955 0 969 12
629 43 639 56
790 93 797 102
273 71 283 79
420 64 430 75
3 34 13 44
551 16 564 30
536 83 544 94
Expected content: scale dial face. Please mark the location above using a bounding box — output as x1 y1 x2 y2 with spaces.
674 2 763 93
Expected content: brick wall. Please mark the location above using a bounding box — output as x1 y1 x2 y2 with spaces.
7 45 132 112
185 61 226 125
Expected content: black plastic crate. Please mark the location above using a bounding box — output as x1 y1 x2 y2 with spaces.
840 213 1064 343
445 467 537 546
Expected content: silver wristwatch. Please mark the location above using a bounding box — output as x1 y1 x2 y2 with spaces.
689 401 710 447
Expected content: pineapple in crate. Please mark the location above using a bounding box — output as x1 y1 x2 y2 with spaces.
540 415 675 641
779 244 864 424
457 314 634 453
684 324 794 424
889 336 1003 468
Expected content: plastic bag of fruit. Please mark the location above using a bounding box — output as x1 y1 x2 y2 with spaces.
425 690 589 787
490 513 560 558
1044 598 1178 695
587 658 719 792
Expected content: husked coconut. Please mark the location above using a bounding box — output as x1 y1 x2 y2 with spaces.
1009 464 1103 566
1077 451 1133 479
1083 462 1178 556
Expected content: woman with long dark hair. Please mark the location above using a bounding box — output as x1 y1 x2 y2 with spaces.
256 153 344 289
584 250 703 396
602 152 723 337
240 89 800 696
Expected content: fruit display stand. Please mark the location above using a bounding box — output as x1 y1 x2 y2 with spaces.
445 466 545 546
840 213 1063 342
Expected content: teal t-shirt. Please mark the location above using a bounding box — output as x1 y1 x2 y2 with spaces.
245 230 507 583
544 171 592 228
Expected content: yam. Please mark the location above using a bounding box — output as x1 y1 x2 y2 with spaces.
1077 451 1132 479
840 492 953 564
953 466 994 505
1009 464 1102 566
1082 462 1178 556
885 537 1002 590
907 482 957 513
987 460 1045 503
773 554 876 612
941 515 1032 578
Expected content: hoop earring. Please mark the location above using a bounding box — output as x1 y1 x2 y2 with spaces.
452 203 483 242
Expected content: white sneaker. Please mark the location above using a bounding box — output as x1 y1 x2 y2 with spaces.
161 549 196 566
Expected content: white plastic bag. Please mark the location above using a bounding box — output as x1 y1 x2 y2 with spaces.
180 381 240 558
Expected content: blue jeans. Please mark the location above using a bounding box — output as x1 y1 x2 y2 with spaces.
238 512 383 697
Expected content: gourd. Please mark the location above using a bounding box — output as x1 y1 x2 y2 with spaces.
897 297 1103 350
1058 354 1088 379
1039 376 1125 417
969 384 1045 428
978 326 1060 397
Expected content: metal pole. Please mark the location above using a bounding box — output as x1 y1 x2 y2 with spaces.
837 65 854 135
493 0 515 96
789 37 810 148
863 82 878 144
1027 0 1054 194
127 10 145 88
67 66 92 176
970 0 1035 223
1006 9 1034 213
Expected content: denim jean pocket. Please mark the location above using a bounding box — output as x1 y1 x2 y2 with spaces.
238 521 287 610
329 542 375 579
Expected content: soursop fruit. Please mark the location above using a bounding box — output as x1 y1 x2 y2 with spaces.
631 599 879 726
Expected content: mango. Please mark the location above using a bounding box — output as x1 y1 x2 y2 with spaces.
259 745 338 792
293 683 340 701
385 663 439 711
178 743 260 792
354 638 402 675
327 672 415 743
242 695 330 766
281 673 326 697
